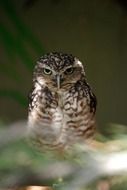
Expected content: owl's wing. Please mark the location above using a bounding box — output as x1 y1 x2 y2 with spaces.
85 82 97 114
28 85 40 112
89 90 97 114
28 87 34 112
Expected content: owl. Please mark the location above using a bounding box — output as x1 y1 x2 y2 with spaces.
28 52 97 151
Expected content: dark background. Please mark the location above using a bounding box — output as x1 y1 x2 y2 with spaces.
0 0 127 129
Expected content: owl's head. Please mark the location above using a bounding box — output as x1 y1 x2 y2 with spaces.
33 52 86 91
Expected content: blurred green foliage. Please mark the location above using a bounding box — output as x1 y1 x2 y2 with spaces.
0 0 45 107
0 122 127 189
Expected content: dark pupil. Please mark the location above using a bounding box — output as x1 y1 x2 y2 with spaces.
65 67 73 74
44 68 51 74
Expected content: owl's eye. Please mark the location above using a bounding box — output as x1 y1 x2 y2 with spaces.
65 67 74 75
43 68 52 75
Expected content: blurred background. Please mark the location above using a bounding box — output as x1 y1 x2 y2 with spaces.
0 0 127 189
0 0 127 128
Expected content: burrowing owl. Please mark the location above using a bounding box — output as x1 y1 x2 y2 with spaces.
28 52 97 151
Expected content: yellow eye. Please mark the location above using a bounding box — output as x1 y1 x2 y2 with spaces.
43 68 52 75
65 67 74 75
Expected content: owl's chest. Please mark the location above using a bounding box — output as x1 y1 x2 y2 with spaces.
53 91 78 114
50 90 86 127
50 91 68 126
56 90 87 114
51 91 91 145
29 88 93 149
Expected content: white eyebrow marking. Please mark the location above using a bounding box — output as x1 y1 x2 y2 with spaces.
76 59 83 67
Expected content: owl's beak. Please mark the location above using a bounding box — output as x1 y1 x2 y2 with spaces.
56 75 60 89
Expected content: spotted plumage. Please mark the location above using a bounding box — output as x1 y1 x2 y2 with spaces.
28 52 97 151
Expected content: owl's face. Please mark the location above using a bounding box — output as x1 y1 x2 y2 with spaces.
33 52 85 91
